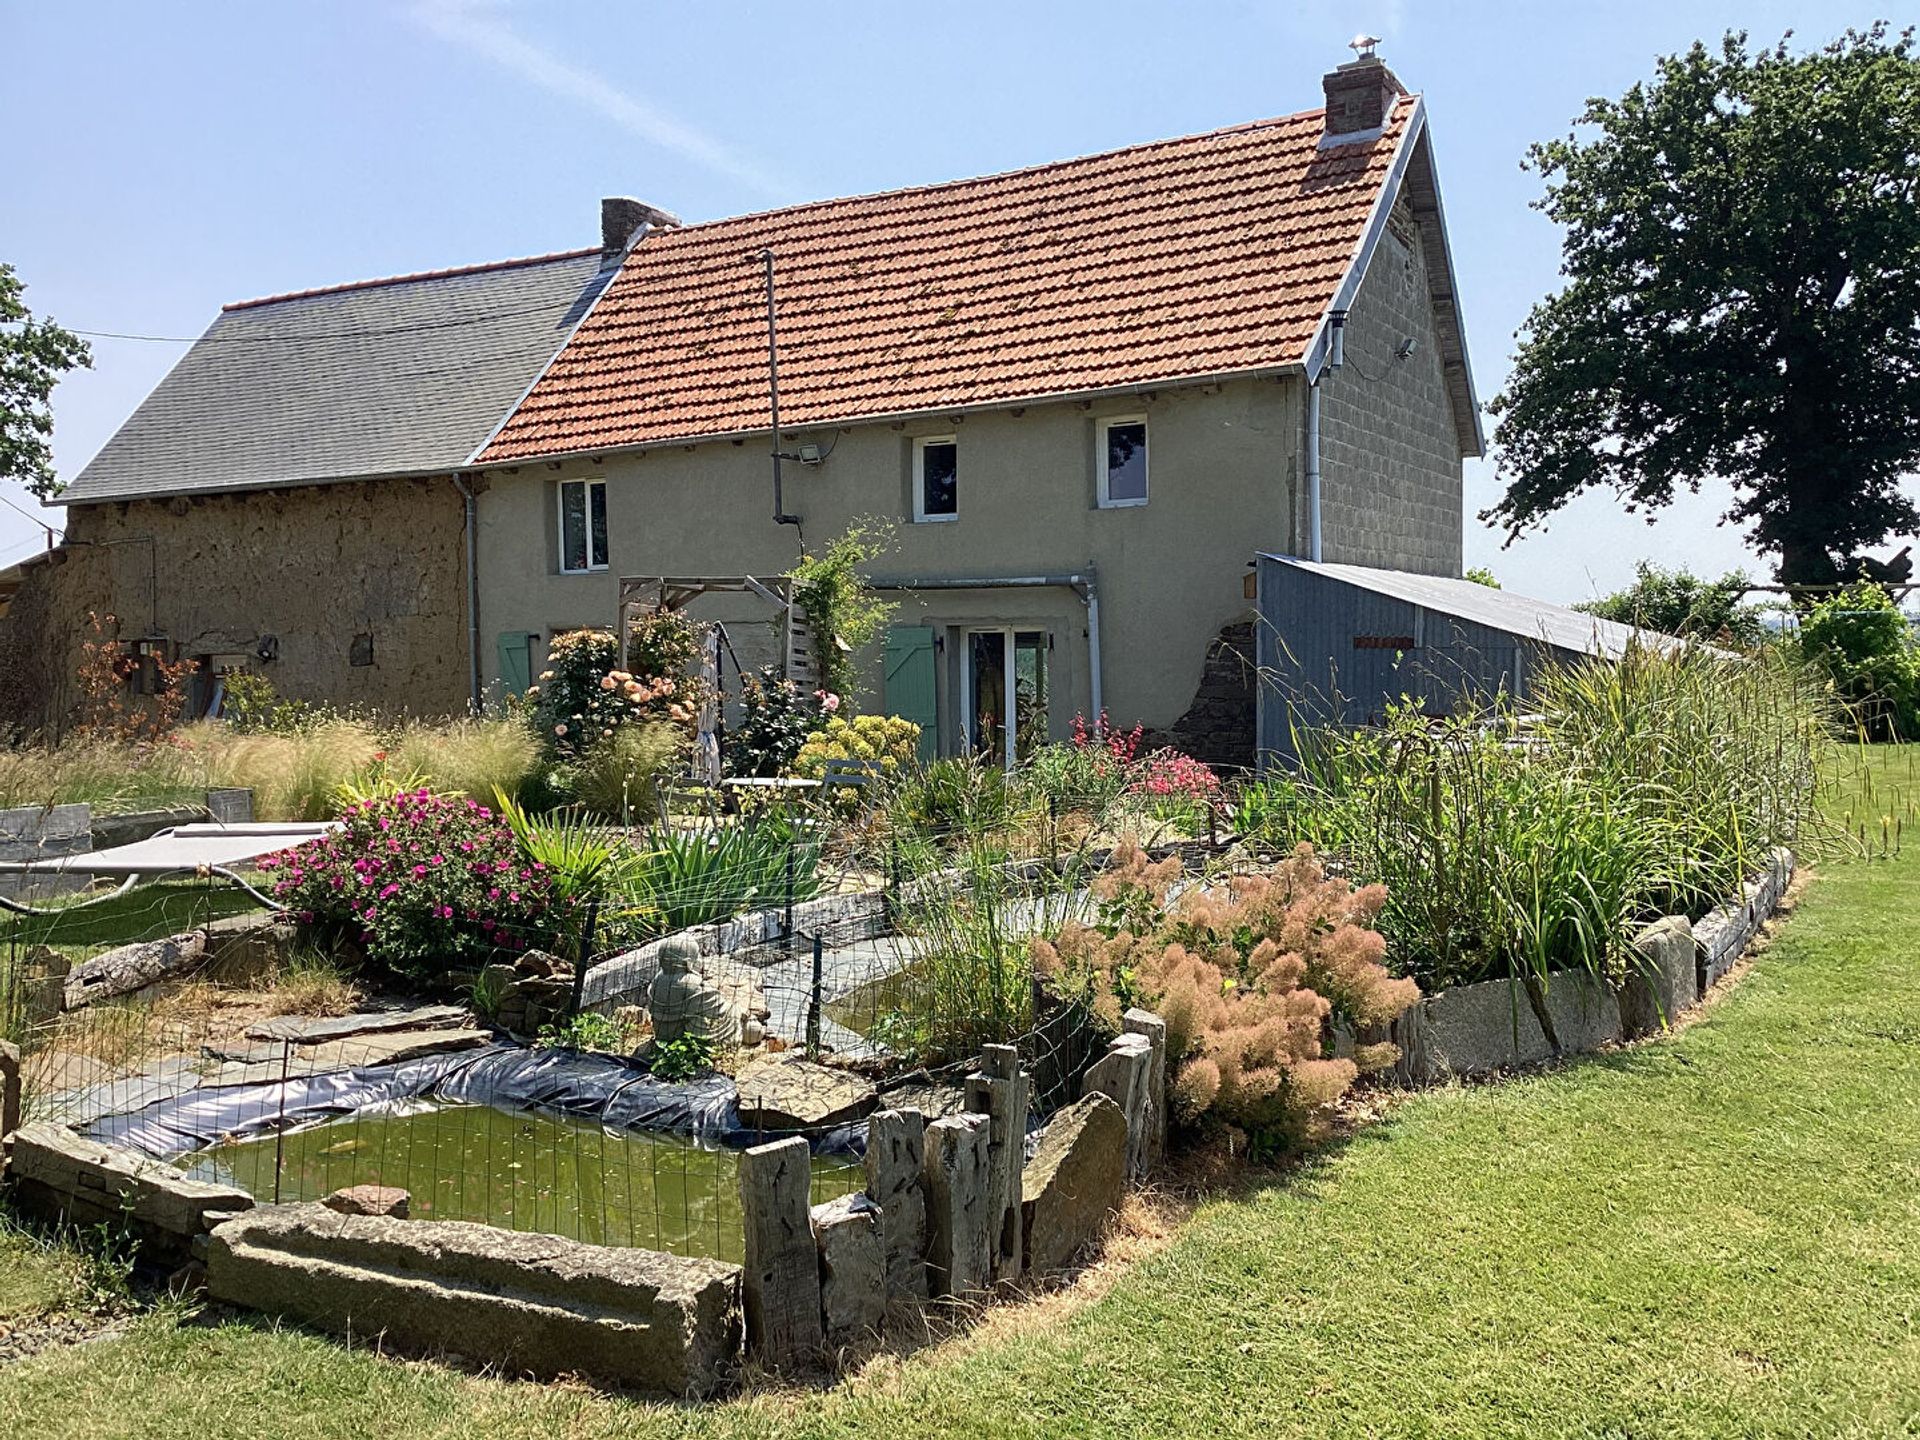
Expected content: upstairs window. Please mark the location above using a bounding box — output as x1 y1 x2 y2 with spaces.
1097 416 1148 507
913 436 958 522
558 478 608 573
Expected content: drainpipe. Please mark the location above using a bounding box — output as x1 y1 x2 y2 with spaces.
1306 379 1324 563
1083 567 1104 723
453 475 481 712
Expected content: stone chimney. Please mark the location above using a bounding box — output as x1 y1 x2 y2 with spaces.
1322 53 1407 138
600 196 682 266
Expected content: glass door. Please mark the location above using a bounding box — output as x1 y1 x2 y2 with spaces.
965 629 1048 768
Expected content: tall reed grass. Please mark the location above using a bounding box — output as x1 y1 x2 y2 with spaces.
1241 644 1834 991
0 716 543 821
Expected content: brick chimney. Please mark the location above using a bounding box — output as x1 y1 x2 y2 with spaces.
600 196 682 266
1322 53 1406 138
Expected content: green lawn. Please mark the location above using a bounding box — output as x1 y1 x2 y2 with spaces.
2 881 264 960
2 752 1918 1437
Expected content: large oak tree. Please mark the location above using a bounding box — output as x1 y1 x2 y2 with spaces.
1485 26 1920 588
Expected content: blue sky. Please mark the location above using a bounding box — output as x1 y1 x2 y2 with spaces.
5 0 1901 602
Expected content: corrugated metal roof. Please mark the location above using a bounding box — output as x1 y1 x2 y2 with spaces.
1259 556 1685 659
61 250 613 506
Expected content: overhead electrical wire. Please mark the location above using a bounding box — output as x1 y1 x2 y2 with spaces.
68 297 580 346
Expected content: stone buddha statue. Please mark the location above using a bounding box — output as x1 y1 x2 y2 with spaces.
648 936 737 1049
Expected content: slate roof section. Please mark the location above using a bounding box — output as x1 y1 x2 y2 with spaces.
1262 557 1689 660
481 100 1416 463
62 249 613 506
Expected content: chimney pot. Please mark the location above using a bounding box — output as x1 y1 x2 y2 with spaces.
600 196 682 265
1322 54 1406 138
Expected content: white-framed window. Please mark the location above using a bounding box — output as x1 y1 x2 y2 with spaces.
1096 415 1148 507
912 436 958 522
558 478 608 573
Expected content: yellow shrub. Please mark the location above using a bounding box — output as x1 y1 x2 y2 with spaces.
790 714 921 779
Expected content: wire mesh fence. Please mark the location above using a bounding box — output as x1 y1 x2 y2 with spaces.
2 782 1238 1265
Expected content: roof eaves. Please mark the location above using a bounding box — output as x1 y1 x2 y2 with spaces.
477 361 1306 470
59 463 465 510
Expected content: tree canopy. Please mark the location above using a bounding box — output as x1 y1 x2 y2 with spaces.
1485 25 1920 588
0 262 90 501
1574 561 1770 646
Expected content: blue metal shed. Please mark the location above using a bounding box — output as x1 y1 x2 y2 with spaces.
1253 555 1676 765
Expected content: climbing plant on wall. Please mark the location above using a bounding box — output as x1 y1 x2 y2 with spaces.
788 522 897 704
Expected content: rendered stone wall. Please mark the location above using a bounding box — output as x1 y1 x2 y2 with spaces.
0 478 468 736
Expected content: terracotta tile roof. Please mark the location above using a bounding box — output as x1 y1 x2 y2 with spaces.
480 100 1412 463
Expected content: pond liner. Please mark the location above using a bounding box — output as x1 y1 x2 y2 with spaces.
83 1043 865 1162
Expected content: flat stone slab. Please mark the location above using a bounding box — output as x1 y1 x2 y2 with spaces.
207 1203 741 1396
202 1028 492 1086
247 1005 469 1045
735 1059 878 1132
1022 1093 1127 1275
9 1121 254 1242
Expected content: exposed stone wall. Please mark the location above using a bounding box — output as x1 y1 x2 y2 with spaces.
1138 619 1257 770
0 478 469 736
1316 198 1466 577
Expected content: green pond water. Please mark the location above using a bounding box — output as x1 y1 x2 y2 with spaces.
178 1104 862 1264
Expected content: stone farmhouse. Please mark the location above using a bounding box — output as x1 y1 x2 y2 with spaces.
6 52 1488 766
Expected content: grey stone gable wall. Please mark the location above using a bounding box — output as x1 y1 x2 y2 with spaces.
1314 197 1466 577
62 252 612 506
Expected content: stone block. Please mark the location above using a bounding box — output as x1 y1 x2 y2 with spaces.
737 1059 877 1132
964 1044 1030 1282
1080 1032 1154 1179
862 1108 928 1303
1121 1008 1168 1171
207 1204 740 1397
9 1122 254 1253
1392 970 1623 1083
738 1137 824 1365
1021 1093 1128 1275
922 1113 992 1298
1619 916 1699 1038
811 1193 885 1346
324 1185 411 1219
0 1039 18 1138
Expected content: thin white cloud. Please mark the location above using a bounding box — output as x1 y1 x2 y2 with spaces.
410 0 789 202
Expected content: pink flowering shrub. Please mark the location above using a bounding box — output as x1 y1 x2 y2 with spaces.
261 790 560 983
1129 747 1221 830
528 628 695 759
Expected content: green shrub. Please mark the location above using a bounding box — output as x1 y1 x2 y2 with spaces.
649 1031 717 1080
1796 581 1920 741
787 523 897 702
725 668 822 777
530 629 692 759
536 1011 629 1053
885 754 1020 839
1575 561 1771 646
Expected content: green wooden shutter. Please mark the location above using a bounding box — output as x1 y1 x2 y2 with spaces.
496 631 534 699
884 626 939 761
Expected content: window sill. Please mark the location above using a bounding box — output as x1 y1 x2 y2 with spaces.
1096 499 1148 510
912 513 959 524
558 566 610 576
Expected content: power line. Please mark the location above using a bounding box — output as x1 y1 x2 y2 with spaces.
69 297 584 346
